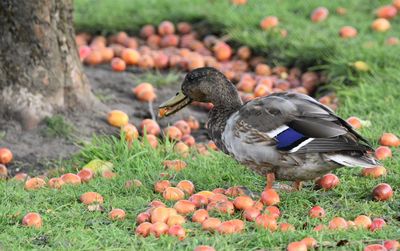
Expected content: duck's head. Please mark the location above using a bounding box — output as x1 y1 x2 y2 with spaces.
159 67 241 117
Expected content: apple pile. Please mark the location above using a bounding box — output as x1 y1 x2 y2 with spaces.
76 21 335 109
106 108 213 157
132 177 396 250
135 183 282 239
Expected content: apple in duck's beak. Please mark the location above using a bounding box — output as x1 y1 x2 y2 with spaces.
158 90 191 117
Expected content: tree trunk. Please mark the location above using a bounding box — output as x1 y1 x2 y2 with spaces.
0 0 98 129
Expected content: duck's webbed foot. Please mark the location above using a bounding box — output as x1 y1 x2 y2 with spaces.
265 173 302 192
271 183 296 192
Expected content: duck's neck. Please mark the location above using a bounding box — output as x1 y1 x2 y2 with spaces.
207 101 242 153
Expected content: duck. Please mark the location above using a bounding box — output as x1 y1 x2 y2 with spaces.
159 67 378 190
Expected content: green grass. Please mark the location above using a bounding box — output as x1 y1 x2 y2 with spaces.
132 70 182 87
94 90 116 103
0 134 399 250
0 0 399 250
74 0 400 77
42 115 75 139
0 131 5 141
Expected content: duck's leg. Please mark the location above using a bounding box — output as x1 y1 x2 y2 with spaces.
293 181 303 191
265 173 275 189
266 173 299 192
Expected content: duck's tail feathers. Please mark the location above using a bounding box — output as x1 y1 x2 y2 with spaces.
326 153 379 168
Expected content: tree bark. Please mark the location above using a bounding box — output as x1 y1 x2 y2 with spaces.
0 0 98 129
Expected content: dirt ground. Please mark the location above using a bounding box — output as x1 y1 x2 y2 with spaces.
0 66 209 175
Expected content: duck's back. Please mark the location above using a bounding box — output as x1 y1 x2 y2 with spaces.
219 92 377 180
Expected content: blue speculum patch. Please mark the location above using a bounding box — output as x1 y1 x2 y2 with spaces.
276 128 307 150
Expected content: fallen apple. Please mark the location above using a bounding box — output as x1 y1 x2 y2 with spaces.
108 208 126 221
22 212 42 229
372 183 393 201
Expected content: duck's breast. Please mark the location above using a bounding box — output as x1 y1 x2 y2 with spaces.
221 111 281 165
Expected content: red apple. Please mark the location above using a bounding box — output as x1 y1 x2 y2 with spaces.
192 209 209 223
311 7 329 22
370 218 386 231
372 183 393 201
108 208 126 221
376 5 398 19
279 222 295 232
158 21 175 36
194 246 216 251
174 200 196 215
261 189 280 206
80 192 104 205
216 221 236 234
301 237 317 249
207 201 235 215
287 242 307 251
140 25 155 38
136 212 150 224
243 207 261 221
0 147 13 165
364 244 387 251
386 37 399 46
260 16 279 30
309 205 326 218
354 215 372 229
346 116 362 129
25 177 46 190
168 225 186 240
379 133 400 147
384 240 399 250
255 214 277 231
163 187 185 201
233 196 254 210
77 168 94 183
149 222 169 238
339 26 358 39
371 18 391 32
79 45 91 61
394 0 400 10
375 146 392 160
22 212 42 228
135 222 152 237
329 217 348 230
361 166 387 178
176 180 195 195
316 173 340 190
264 206 280 219
154 180 171 193
201 217 221 232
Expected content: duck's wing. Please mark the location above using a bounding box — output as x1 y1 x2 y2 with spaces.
235 92 374 156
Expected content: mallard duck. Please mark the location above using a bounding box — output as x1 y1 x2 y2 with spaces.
159 67 377 190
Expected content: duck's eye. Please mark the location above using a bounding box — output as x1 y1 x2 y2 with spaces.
176 92 179 96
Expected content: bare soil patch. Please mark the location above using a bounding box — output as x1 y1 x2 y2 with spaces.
0 66 208 175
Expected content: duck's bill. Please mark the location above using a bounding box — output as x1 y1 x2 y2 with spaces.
159 90 191 117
